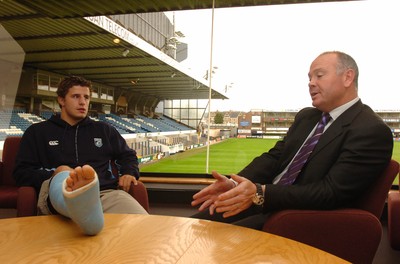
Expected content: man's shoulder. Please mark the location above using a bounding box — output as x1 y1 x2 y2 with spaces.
298 107 318 113
341 103 392 136
345 101 383 123
296 107 320 119
20 119 57 143
26 119 53 130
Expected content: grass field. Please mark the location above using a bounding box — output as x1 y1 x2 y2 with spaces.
140 138 400 184
140 138 276 174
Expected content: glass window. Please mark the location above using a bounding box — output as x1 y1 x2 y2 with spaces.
181 108 188 119
49 76 60 92
37 74 49 91
100 88 107 100
189 99 197 108
172 100 180 108
92 87 99 99
164 100 172 108
1 1 399 185
107 89 114 101
172 108 180 119
164 108 172 117
181 100 189 108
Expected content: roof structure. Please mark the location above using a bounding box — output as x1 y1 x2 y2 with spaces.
0 0 359 102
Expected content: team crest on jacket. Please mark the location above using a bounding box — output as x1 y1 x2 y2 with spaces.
94 138 103 148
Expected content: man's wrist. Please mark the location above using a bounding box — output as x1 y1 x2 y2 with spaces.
252 183 265 206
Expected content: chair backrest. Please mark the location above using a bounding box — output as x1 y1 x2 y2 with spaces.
355 159 399 218
1 136 22 186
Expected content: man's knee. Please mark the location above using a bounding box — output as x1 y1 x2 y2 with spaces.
101 190 147 214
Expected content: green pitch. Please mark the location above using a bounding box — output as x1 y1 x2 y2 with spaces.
140 138 400 184
140 138 276 174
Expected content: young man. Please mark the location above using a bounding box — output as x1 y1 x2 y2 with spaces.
13 75 147 235
191 51 394 229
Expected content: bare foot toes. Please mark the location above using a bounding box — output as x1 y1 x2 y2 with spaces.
65 165 96 191
81 165 96 180
65 170 77 192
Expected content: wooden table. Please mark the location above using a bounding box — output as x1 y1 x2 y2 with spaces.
0 214 348 263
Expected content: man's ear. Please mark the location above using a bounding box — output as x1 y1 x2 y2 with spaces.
343 68 355 88
57 96 65 107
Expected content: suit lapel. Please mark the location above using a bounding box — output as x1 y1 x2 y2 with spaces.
310 100 364 158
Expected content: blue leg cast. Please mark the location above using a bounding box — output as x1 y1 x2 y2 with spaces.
62 173 104 235
48 171 70 216
49 170 104 235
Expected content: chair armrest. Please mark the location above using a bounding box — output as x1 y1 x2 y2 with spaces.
17 186 37 217
0 161 3 183
263 209 382 263
388 190 400 250
128 181 149 212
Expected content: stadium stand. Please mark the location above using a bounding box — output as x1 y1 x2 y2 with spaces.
0 111 199 155
0 111 47 140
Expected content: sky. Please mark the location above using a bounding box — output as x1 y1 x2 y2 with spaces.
168 0 400 112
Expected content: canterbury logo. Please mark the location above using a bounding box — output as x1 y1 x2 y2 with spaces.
49 140 59 146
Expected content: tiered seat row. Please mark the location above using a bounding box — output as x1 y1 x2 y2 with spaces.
158 116 192 131
0 111 193 141
101 114 193 134
0 111 47 140
135 114 192 132
98 114 146 134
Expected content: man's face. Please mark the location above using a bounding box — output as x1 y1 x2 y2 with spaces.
58 85 90 125
308 53 347 113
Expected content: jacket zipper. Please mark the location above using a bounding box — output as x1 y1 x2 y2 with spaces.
75 125 79 163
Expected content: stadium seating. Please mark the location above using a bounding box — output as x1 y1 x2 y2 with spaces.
96 113 192 134
263 159 399 264
0 110 193 141
0 111 47 140
0 136 149 217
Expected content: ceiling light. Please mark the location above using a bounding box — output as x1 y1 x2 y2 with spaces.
122 49 130 57
113 38 120 44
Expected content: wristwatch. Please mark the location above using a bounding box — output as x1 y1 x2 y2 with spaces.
252 183 264 206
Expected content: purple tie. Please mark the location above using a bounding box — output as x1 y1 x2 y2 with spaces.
278 113 331 185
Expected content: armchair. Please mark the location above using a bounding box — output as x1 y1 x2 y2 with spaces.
0 136 149 217
263 159 399 264
388 187 400 250
0 136 36 216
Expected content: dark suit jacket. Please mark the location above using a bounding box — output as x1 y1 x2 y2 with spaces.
238 100 393 212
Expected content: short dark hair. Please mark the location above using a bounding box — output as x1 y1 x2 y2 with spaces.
57 75 92 98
